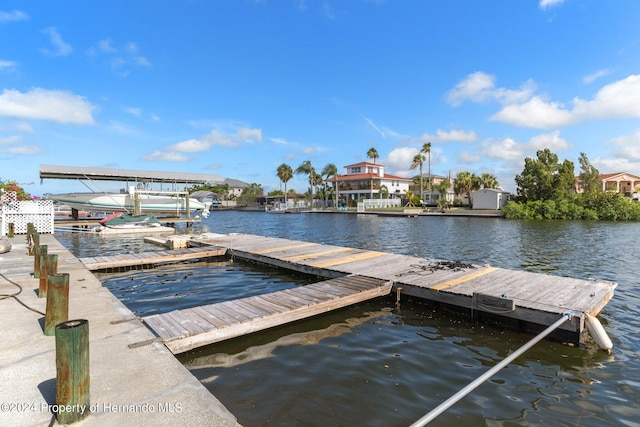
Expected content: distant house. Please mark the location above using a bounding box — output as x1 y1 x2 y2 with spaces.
409 173 455 206
328 161 412 206
223 178 249 199
575 172 640 199
471 188 511 210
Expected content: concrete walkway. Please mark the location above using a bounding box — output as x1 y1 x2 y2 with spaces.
0 234 241 427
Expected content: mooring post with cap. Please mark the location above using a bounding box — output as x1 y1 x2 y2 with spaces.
55 319 90 424
44 273 69 336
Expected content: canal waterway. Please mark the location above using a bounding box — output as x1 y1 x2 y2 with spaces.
55 211 640 426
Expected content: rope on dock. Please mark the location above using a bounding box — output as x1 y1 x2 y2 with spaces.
409 312 573 426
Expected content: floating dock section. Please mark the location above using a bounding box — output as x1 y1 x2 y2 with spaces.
186 233 616 344
144 275 391 354
82 232 616 354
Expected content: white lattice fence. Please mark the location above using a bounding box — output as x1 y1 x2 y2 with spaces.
1 192 54 235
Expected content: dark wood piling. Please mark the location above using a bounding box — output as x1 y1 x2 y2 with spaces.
38 254 58 299
33 245 47 278
55 319 90 424
45 273 69 336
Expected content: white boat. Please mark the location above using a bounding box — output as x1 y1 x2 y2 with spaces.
50 187 209 217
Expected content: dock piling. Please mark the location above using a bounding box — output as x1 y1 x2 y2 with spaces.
45 273 70 336
39 254 58 298
33 245 47 278
55 319 90 424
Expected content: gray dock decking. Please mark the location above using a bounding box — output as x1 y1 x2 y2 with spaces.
81 232 616 354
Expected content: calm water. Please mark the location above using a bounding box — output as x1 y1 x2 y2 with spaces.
56 211 640 426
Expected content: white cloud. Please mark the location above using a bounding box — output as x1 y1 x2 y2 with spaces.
421 129 478 143
5 145 43 155
583 69 612 84
484 74 640 129
607 130 640 161
383 146 419 177
479 131 570 161
141 151 191 162
0 88 95 124
446 72 535 107
40 27 72 57
572 74 640 120
540 0 564 9
124 107 142 117
0 10 29 22
88 39 151 75
0 135 21 145
457 151 481 164
148 126 263 161
0 60 18 71
491 96 574 129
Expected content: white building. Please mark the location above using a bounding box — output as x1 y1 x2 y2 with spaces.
330 162 412 206
471 188 511 210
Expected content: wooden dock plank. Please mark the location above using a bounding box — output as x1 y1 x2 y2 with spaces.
139 233 617 349
80 246 227 270
144 275 392 354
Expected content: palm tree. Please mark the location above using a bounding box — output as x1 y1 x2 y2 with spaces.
454 171 481 208
479 172 499 189
276 163 293 208
295 160 316 208
367 147 379 164
421 142 431 204
321 163 338 208
410 153 426 204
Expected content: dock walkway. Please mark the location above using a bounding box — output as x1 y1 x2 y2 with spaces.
144 275 391 354
185 233 616 343
0 235 240 426
80 246 226 270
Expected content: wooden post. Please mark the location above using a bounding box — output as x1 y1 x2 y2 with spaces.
39 254 58 299
8 223 14 238
33 245 47 277
134 191 141 216
45 273 69 336
55 319 90 424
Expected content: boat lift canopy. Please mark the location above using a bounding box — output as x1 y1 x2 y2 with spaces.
39 164 223 185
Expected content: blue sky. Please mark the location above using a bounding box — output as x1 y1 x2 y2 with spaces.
1 0 640 197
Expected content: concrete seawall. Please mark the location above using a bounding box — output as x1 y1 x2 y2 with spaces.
0 234 240 427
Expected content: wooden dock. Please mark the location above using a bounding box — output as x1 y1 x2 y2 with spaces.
143 275 392 354
85 232 616 353
79 246 227 270
186 233 616 342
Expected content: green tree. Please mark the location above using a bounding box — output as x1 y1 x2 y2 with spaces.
295 160 316 207
367 147 379 164
578 152 601 196
420 142 432 202
236 183 263 206
514 148 575 202
453 171 480 208
479 173 499 189
321 163 338 208
410 153 426 203
276 163 293 208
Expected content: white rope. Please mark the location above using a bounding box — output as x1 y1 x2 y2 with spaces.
409 312 573 426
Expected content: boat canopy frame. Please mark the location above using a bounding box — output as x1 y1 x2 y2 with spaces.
39 164 222 185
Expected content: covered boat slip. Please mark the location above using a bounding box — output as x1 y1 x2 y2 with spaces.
134 233 615 353
40 164 221 218
39 164 222 184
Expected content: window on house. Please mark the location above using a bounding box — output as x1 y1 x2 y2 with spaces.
350 167 361 174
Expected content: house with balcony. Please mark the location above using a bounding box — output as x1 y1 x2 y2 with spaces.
575 172 640 200
329 162 412 206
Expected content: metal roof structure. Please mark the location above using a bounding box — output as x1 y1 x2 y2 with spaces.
39 164 223 184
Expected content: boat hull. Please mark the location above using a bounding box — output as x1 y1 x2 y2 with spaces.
50 192 207 216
